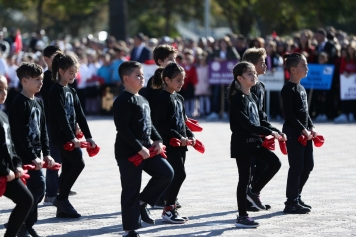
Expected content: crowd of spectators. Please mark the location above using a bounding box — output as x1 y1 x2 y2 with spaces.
0 26 355 122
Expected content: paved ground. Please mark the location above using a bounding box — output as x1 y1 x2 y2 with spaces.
1 117 356 237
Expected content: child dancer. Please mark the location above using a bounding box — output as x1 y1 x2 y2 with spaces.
281 53 316 214
153 62 195 224
144 44 177 209
228 61 285 228
242 47 271 211
0 75 34 237
48 53 96 218
9 63 55 237
114 61 173 237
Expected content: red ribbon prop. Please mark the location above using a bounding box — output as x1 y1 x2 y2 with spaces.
128 145 167 166
169 138 205 154
185 118 203 132
0 170 31 197
298 134 324 147
63 141 100 157
262 135 288 155
76 132 84 139
23 161 62 171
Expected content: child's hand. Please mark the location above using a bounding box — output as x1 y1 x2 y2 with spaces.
71 138 81 148
279 133 287 142
6 170 15 182
310 128 318 138
44 156 55 167
180 137 188 146
32 158 44 170
86 138 96 148
138 147 150 159
271 131 281 140
302 129 313 140
15 167 25 178
188 137 196 146
152 141 164 155
75 123 82 135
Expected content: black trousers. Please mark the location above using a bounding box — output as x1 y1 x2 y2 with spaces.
235 147 281 217
117 155 173 231
25 170 45 228
56 146 85 200
165 148 186 206
249 157 268 188
283 126 314 204
3 178 33 237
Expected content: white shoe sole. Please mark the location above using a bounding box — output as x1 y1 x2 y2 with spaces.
235 223 259 228
162 215 186 224
246 195 265 210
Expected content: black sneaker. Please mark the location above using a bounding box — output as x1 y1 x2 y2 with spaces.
53 198 81 218
140 203 155 224
17 225 31 237
123 230 140 237
235 216 259 228
152 199 165 209
162 207 186 224
299 199 312 209
246 189 266 210
69 190 77 196
27 227 42 237
56 208 81 218
283 203 310 214
175 199 182 209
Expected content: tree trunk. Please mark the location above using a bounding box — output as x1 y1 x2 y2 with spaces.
37 0 44 30
109 0 127 40
164 0 171 36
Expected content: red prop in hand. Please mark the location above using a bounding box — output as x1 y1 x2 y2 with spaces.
76 132 84 139
169 138 205 154
23 161 61 171
63 141 100 157
262 135 275 150
298 135 308 146
19 170 30 185
128 145 167 166
185 118 203 132
278 139 288 155
312 135 324 147
0 177 6 197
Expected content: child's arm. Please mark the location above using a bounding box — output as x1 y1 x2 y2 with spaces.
73 89 92 139
232 95 274 136
281 88 307 133
114 99 143 153
154 98 183 139
39 100 50 157
50 90 76 142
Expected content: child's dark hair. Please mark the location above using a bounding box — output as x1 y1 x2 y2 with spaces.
118 61 142 83
242 47 267 65
153 44 177 66
228 61 255 102
152 62 185 89
43 45 61 58
16 62 43 83
52 52 79 82
283 53 304 73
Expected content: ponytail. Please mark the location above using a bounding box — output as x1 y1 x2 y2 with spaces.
151 68 164 89
51 53 63 82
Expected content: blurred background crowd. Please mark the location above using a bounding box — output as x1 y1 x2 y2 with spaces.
1 26 355 122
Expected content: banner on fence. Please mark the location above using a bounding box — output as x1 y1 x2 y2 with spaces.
258 70 284 91
340 74 356 100
300 64 334 90
208 60 238 85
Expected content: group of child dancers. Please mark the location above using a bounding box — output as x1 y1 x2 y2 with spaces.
0 43 317 237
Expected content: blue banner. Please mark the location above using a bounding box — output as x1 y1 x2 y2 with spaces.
300 64 334 90
208 60 238 85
